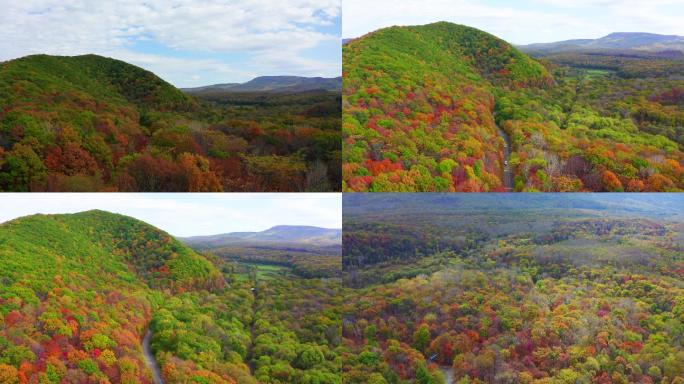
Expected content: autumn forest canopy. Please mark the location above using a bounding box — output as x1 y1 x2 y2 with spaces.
342 193 684 384
342 22 684 192
0 54 342 192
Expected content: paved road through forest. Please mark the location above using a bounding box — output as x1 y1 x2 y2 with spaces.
440 366 455 384
143 329 164 384
494 118 514 191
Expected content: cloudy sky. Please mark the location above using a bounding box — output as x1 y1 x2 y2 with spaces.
0 193 341 237
1 0 341 87
343 0 684 44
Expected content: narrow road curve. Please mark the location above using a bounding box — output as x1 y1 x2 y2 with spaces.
143 329 164 384
493 114 513 191
428 353 454 384
440 365 455 384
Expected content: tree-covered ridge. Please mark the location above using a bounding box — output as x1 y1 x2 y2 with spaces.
0 54 341 192
343 22 684 191
342 198 684 383
0 210 225 383
342 22 552 192
1 54 197 113
54 210 225 291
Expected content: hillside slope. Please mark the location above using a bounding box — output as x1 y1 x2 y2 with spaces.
0 54 207 192
343 22 553 192
0 210 225 383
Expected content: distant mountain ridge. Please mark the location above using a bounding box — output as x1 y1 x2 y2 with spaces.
344 193 684 218
180 225 342 249
182 76 342 94
519 32 684 53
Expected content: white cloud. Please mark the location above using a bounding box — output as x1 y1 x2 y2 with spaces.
0 0 341 86
108 50 257 87
248 50 341 79
0 193 342 237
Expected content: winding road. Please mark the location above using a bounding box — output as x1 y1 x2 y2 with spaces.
143 329 164 384
440 366 455 384
494 118 513 192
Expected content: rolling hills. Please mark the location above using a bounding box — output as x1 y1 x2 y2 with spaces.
181 225 342 248
182 225 343 279
343 22 684 192
0 54 341 192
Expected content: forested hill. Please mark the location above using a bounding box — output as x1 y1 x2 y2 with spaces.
346 22 552 88
0 210 225 382
344 22 684 192
343 22 554 192
1 210 224 291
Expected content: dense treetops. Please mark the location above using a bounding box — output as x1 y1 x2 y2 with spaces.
341 196 684 383
343 22 684 191
0 54 341 192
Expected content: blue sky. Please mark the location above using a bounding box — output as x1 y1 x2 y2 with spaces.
343 0 684 44
0 193 342 237
0 0 341 87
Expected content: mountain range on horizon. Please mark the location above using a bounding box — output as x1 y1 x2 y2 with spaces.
179 224 342 250
343 193 684 218
518 31 684 53
181 75 342 94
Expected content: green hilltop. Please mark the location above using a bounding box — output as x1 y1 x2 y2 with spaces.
0 209 223 293
344 22 552 93
0 54 196 112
